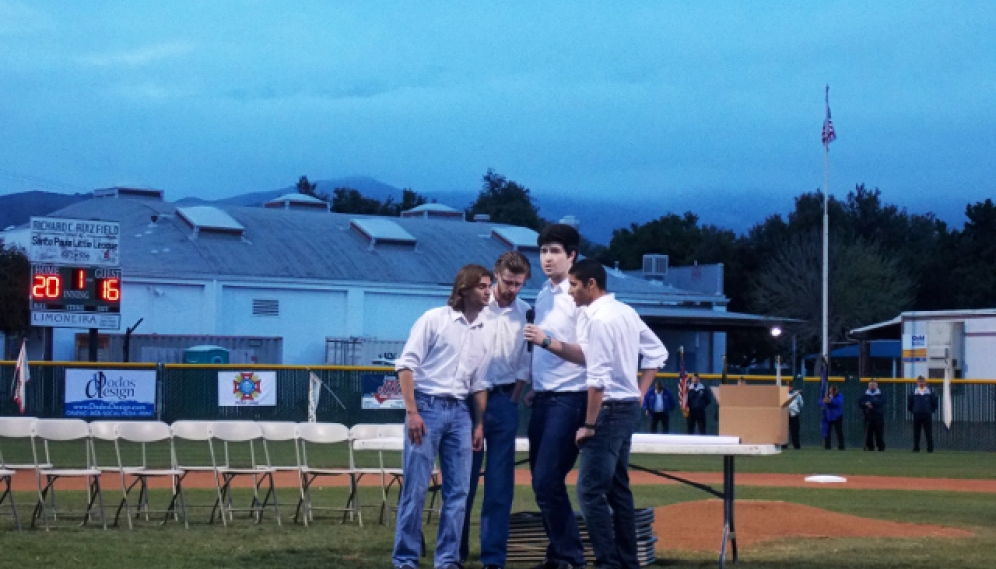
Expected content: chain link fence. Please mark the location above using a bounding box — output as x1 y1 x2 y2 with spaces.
2 363 995 452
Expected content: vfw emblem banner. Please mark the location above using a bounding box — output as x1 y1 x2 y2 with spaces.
218 371 277 407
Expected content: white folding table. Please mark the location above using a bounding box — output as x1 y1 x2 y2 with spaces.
352 433 780 568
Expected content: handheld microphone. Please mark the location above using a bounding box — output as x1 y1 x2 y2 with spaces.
525 308 535 352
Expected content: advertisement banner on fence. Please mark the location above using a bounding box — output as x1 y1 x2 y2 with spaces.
64 369 156 417
361 373 404 409
219 371 277 407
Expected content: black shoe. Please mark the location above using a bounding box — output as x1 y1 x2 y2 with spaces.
913 447 920 452
927 448 934 453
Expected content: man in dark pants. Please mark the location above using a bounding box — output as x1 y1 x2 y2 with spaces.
685 373 712 434
571 259 668 569
642 380 674 433
908 375 938 453
859 380 886 451
522 224 588 569
460 251 532 569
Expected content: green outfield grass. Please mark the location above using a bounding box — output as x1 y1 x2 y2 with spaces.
0 482 994 569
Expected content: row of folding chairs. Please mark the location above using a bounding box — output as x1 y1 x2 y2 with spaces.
0 418 436 531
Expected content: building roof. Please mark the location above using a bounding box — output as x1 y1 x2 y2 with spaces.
850 309 996 340
18 197 773 322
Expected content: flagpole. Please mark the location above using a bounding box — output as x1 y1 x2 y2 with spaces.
822 85 831 368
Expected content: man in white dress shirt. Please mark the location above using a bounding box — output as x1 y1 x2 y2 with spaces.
460 251 532 569
521 223 589 569
571 259 668 569
392 264 493 569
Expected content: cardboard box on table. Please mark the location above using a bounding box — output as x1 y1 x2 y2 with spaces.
713 385 791 445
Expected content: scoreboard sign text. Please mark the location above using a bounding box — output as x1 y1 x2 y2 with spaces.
29 217 120 267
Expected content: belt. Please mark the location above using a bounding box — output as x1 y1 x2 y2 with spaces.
414 391 463 405
533 390 586 398
491 383 516 394
601 399 639 408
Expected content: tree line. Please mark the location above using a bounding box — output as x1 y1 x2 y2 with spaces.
2 172 993 368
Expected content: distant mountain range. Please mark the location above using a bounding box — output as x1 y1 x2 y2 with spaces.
0 177 658 244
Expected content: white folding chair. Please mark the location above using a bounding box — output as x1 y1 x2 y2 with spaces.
0 467 20 530
170 420 223 523
114 421 188 529
348 423 394 524
294 422 358 526
88 421 139 474
0 417 50 471
255 422 299 516
207 421 280 526
30 419 106 530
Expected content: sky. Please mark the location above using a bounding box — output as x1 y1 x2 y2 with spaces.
2 1 994 235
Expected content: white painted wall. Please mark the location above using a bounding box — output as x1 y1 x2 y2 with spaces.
219 286 348 364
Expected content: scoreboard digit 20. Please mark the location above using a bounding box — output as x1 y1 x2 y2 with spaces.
30 265 122 312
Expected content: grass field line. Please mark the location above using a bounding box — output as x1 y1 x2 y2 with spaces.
9 468 996 493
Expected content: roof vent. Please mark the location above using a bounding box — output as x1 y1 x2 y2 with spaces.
558 215 580 230
264 193 330 211
176 206 245 238
94 187 165 201
491 227 539 251
350 218 417 249
642 254 669 279
400 203 464 220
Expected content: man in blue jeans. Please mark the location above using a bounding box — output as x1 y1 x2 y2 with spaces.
571 259 668 569
523 223 589 569
460 251 533 569
393 264 494 569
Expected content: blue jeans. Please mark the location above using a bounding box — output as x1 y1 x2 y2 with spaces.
578 400 641 569
528 390 587 567
393 392 473 569
460 388 519 567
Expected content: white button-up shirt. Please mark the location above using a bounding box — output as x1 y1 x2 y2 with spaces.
485 294 532 386
530 278 586 392
578 293 668 401
394 306 493 398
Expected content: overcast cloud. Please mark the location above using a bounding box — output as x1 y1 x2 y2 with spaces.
1 1 994 233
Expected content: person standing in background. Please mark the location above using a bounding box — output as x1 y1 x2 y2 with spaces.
908 375 938 453
787 382 804 449
642 380 675 433
822 384 845 450
685 373 712 434
460 251 532 569
860 380 887 451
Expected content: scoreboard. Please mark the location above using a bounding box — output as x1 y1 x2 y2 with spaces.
28 216 122 330
30 264 122 329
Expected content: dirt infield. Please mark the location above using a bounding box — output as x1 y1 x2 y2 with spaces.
654 500 974 552
10 468 996 493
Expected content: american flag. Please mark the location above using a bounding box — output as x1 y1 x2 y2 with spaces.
677 349 689 418
822 85 836 146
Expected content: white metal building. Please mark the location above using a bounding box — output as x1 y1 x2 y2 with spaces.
3 189 784 369
852 309 996 380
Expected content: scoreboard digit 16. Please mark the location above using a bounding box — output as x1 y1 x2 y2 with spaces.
30 265 122 312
